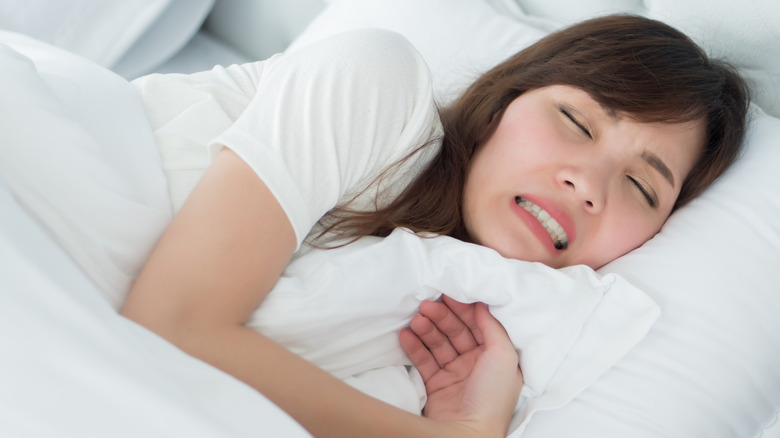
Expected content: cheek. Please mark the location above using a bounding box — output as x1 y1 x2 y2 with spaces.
465 136 517 192
461 150 492 229
602 209 666 258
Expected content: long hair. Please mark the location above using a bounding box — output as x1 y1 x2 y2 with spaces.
318 14 750 243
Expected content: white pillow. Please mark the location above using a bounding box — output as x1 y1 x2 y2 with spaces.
290 0 780 436
568 107 780 437
287 0 547 105
0 0 214 78
111 0 215 78
506 0 780 117
642 0 780 119
0 31 172 309
513 0 645 24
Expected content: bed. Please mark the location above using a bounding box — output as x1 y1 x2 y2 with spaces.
1 0 779 436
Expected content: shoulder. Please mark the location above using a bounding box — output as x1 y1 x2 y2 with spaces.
285 28 433 92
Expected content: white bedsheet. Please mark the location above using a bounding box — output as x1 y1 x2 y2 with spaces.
249 228 660 435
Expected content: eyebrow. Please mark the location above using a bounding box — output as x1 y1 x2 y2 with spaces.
594 103 676 188
641 151 675 187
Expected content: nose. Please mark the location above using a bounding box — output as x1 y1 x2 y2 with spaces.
557 167 607 214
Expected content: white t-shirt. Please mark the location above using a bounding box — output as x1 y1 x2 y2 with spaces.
133 29 442 248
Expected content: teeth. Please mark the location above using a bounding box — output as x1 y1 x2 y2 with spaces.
515 196 569 250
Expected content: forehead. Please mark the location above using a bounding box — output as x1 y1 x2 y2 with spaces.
533 85 706 185
534 84 705 124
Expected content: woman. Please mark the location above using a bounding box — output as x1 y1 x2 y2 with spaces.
123 15 748 437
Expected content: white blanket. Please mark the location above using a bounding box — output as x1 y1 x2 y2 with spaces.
248 228 659 435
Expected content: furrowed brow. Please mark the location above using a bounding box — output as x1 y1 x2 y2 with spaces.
642 151 675 187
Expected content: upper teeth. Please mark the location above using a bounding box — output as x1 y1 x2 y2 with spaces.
515 196 569 250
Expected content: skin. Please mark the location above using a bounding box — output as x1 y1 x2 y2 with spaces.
462 85 705 269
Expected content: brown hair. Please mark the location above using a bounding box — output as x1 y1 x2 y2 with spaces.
318 14 750 243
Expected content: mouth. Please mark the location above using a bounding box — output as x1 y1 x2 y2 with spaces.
515 196 569 250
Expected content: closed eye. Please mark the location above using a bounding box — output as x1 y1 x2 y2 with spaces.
560 106 592 139
628 176 658 208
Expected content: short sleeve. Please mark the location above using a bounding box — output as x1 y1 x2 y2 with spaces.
210 29 441 248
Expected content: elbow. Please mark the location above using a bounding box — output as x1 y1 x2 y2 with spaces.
120 289 213 351
121 296 182 343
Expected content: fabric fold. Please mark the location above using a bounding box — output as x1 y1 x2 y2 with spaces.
248 228 659 429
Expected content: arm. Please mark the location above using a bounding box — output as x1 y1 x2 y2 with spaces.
121 149 515 437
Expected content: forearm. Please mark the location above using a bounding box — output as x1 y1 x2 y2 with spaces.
126 268 496 437
169 323 486 438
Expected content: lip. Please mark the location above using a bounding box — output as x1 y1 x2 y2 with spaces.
510 194 577 255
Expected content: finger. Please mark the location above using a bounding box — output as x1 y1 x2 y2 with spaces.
399 328 440 383
441 295 483 344
441 295 476 323
474 302 525 404
408 313 459 367
474 303 515 353
419 300 479 354
474 303 523 381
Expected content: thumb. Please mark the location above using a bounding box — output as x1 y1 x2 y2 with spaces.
473 303 523 431
474 303 510 347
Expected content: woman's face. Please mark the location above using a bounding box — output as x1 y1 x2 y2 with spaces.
462 85 705 269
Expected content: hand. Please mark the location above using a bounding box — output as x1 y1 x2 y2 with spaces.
399 296 523 437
